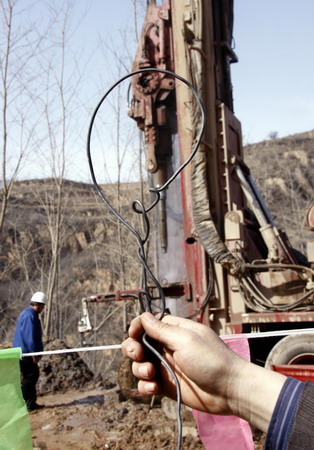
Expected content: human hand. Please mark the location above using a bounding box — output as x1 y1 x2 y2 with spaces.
122 312 248 416
33 357 40 364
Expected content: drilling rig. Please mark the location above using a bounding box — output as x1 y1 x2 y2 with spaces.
127 0 314 374
81 0 314 378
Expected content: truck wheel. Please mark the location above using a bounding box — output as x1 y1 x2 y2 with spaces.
265 333 314 369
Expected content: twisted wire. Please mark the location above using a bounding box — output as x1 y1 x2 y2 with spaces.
87 68 205 450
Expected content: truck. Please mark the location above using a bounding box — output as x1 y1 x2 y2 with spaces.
81 0 314 380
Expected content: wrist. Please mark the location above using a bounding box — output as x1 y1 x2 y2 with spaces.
226 359 286 432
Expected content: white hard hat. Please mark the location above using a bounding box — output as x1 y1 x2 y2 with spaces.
30 291 46 304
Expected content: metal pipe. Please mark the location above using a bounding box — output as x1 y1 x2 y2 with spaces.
248 173 275 226
235 165 268 227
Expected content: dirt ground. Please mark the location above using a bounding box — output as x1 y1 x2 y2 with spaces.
30 340 204 449
29 388 265 450
29 388 204 449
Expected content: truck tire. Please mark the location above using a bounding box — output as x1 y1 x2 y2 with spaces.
265 333 314 370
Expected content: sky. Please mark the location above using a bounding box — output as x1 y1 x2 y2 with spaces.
80 0 314 145
232 0 314 143
4 1 314 182
76 0 314 161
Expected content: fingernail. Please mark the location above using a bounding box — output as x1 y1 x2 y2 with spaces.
127 345 136 355
145 383 157 394
143 312 158 322
139 365 149 377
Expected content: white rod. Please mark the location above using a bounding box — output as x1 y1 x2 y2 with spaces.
22 344 121 357
220 327 314 340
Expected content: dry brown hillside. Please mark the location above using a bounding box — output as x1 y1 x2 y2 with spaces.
244 130 314 253
1 130 314 376
0 178 152 379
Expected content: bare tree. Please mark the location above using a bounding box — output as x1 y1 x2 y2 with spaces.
268 131 279 140
32 3 86 337
0 0 149 350
0 0 45 234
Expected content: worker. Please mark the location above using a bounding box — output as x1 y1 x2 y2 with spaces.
13 291 46 411
122 312 314 448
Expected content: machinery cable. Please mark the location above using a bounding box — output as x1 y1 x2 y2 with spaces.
185 259 215 319
238 262 314 312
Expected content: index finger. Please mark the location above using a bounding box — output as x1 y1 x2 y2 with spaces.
121 336 145 361
128 312 212 340
128 315 146 339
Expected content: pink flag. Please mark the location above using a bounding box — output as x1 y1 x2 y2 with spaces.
193 337 254 450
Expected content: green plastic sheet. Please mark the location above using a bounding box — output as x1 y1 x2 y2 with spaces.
0 347 32 450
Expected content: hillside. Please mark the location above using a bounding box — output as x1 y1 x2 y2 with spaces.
1 130 314 371
1 131 313 449
244 130 314 252
0 178 152 379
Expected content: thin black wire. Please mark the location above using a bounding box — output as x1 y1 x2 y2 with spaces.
86 68 206 450
142 332 182 444
185 259 214 319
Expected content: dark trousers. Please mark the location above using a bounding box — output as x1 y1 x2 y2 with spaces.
20 357 39 409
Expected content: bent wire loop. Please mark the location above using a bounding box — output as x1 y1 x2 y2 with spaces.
87 68 206 450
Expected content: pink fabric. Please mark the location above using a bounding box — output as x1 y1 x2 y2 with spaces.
192 337 254 450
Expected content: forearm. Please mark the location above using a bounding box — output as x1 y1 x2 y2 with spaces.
227 359 286 432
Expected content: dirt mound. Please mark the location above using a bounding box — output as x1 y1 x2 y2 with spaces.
37 340 95 395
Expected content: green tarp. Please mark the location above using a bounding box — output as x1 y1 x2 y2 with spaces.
0 347 32 450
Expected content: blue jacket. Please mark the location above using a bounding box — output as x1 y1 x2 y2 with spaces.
13 306 43 353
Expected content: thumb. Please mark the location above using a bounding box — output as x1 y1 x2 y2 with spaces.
141 312 187 352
